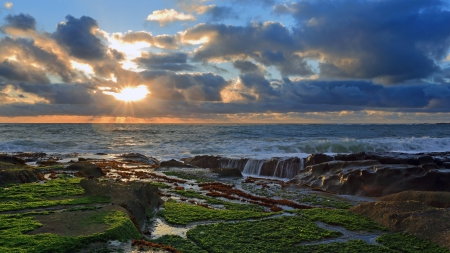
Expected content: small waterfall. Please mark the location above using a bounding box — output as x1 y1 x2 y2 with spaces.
220 158 241 169
242 159 266 175
192 156 305 179
271 157 303 178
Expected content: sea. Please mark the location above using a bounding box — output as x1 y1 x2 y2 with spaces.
0 124 449 161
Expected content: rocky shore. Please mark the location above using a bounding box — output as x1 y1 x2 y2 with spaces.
0 151 449 252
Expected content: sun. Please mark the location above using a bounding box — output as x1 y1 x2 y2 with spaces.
106 85 150 102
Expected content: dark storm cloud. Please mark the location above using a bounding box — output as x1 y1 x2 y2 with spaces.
233 60 260 74
240 73 277 99
17 82 94 105
280 0 450 83
53 15 106 61
184 22 312 77
3 13 36 30
282 80 450 110
185 22 298 60
202 6 238 21
0 60 49 83
135 52 194 71
142 72 228 101
0 37 76 82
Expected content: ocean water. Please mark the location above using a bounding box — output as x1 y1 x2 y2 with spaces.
0 124 449 161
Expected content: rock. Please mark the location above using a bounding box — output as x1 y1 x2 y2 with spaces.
182 155 222 168
186 156 303 179
78 157 87 162
379 191 450 208
0 154 26 165
210 168 243 178
79 179 163 230
304 153 333 167
36 160 59 166
290 160 450 197
159 159 193 168
116 153 159 166
66 162 105 178
0 167 44 186
351 201 450 249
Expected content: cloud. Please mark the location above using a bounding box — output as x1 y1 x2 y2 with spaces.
135 52 194 71
3 13 36 30
0 60 49 83
198 5 238 21
4 2 12 9
142 72 228 102
183 22 312 77
233 60 262 74
146 9 195 26
53 15 107 61
279 0 450 83
121 31 178 49
0 36 76 83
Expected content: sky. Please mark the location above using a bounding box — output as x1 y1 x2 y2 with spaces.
0 0 450 123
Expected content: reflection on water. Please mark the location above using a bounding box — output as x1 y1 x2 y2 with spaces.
151 218 190 239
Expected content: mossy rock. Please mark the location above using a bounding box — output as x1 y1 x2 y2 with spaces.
0 161 44 186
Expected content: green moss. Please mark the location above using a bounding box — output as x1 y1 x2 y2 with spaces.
296 239 396 253
187 216 342 253
0 178 84 202
0 161 29 171
36 164 65 170
160 199 275 225
292 208 387 232
150 235 208 253
241 184 353 209
0 178 110 212
0 210 140 253
162 171 213 182
174 190 264 212
0 196 110 212
149 182 171 189
377 233 449 253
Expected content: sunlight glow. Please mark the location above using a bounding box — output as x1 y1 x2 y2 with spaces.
70 60 94 75
103 85 150 102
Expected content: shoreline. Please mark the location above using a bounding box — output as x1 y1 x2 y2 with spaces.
1 152 450 252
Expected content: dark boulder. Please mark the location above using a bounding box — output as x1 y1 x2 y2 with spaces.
66 162 105 178
290 160 450 197
183 155 222 168
159 159 193 168
0 154 26 165
0 158 44 185
304 153 333 167
0 168 44 186
116 153 159 166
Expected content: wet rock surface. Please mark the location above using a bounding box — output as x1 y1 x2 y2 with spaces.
0 154 44 186
66 162 105 178
160 159 193 168
290 160 450 196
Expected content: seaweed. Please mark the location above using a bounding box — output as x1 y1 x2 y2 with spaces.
0 210 140 253
376 233 449 253
187 216 342 253
159 199 275 225
149 235 208 253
